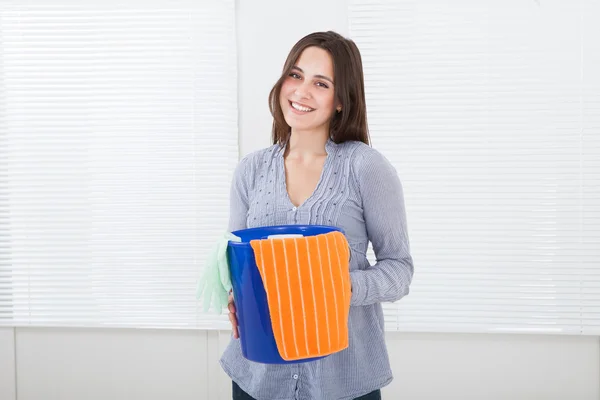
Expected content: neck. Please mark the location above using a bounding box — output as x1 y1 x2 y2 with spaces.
286 128 329 158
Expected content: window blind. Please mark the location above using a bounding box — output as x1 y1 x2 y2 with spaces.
0 0 237 329
350 0 600 334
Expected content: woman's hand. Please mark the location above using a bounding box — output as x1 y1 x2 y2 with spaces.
228 293 239 339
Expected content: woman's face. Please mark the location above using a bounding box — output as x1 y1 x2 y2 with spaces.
279 46 339 135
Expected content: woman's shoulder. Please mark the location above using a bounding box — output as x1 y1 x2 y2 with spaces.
338 141 403 198
237 143 280 166
337 140 395 172
335 141 400 192
233 143 281 179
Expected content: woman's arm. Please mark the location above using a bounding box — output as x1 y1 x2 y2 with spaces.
349 148 414 306
226 156 252 338
228 156 251 232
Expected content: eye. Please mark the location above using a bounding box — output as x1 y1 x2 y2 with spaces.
289 72 301 79
316 81 329 89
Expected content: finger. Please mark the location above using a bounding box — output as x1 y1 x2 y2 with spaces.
229 312 238 329
228 312 239 339
227 293 238 339
233 320 239 339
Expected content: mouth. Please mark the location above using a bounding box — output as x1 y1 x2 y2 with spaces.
289 101 316 113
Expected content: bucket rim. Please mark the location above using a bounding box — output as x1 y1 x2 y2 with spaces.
228 224 344 246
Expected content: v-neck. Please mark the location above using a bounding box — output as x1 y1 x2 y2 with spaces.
278 139 336 210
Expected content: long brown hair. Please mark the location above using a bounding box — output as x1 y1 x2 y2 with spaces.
268 31 370 147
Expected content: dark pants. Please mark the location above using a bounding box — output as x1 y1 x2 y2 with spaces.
232 381 382 400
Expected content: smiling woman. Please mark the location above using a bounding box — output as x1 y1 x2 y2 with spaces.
269 31 369 148
278 47 339 139
220 31 413 400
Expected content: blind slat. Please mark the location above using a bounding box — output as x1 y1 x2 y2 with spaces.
352 0 600 335
0 0 237 329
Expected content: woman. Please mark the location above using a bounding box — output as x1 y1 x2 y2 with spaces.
221 31 414 400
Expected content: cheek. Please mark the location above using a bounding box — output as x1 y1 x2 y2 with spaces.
316 91 336 112
279 81 294 108
280 78 296 96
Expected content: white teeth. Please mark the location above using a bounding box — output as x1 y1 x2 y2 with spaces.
291 102 314 112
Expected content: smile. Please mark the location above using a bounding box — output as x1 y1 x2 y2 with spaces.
290 101 315 112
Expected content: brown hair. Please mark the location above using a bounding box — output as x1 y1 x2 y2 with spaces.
268 31 370 147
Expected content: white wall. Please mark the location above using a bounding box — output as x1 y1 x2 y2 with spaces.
0 0 599 399
1 328 598 400
0 328 16 400
236 0 349 156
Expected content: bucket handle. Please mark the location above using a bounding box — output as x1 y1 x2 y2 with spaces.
266 234 304 240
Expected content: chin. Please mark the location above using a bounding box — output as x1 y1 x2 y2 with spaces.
286 122 311 132
284 115 325 133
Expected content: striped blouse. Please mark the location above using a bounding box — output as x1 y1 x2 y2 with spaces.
220 139 414 400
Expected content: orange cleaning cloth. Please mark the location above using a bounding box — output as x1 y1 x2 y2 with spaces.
249 231 352 361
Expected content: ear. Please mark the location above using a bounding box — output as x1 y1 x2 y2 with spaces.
336 105 342 113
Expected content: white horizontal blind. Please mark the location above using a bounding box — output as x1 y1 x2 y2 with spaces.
350 0 600 334
0 0 236 329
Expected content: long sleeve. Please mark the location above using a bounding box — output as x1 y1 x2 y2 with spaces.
349 148 414 306
228 156 251 232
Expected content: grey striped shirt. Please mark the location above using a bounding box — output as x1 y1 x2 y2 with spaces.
220 139 414 400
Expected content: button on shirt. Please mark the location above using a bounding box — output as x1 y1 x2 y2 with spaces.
220 139 414 400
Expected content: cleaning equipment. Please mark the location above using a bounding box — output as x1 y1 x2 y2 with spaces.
251 230 351 362
228 225 351 364
197 232 241 313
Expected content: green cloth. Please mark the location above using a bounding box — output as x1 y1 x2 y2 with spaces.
196 232 241 313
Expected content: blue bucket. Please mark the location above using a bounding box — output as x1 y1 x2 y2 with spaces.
227 224 343 364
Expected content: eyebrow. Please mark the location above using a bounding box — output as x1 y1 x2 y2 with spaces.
292 66 334 85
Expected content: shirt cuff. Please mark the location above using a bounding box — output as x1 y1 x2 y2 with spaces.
349 271 365 306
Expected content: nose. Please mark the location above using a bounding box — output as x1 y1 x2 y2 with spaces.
293 80 312 99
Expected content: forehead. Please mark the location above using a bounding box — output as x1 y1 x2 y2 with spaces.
295 46 334 78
